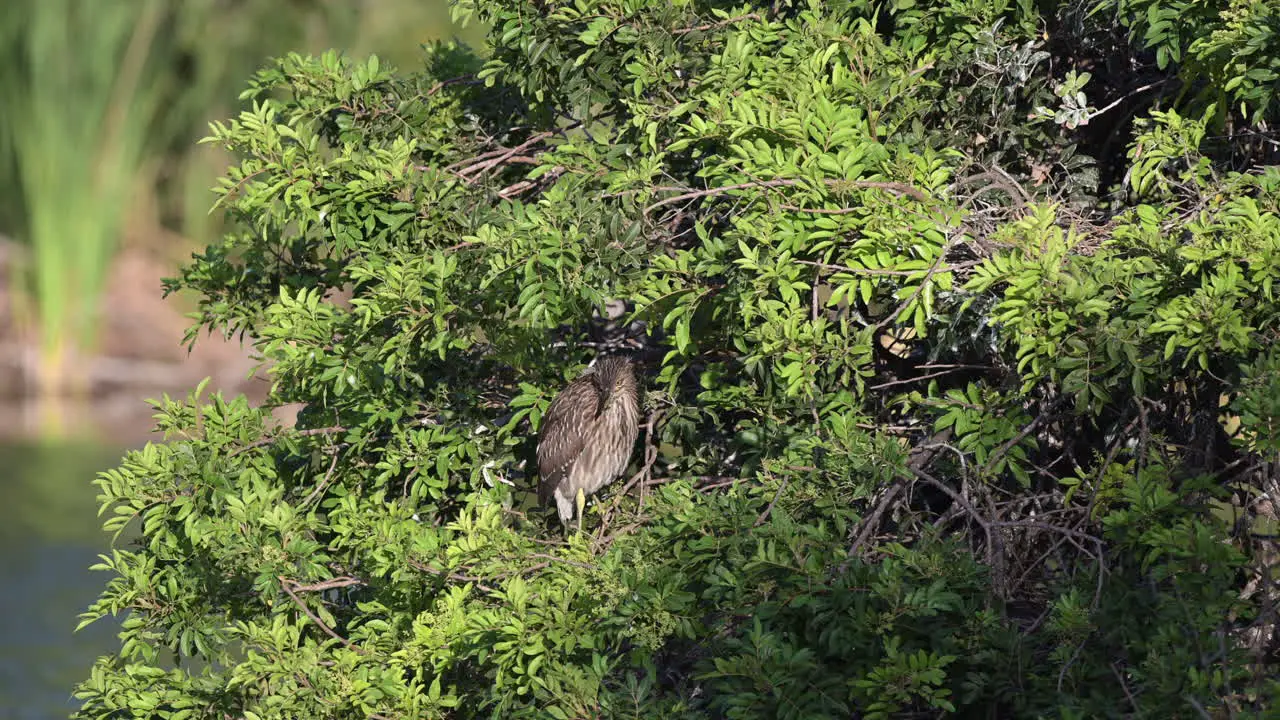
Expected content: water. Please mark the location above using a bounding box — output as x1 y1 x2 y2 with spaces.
0 439 136 720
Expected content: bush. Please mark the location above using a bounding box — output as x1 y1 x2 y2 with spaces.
76 1 1280 717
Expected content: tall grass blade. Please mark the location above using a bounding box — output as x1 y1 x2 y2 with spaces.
0 0 166 398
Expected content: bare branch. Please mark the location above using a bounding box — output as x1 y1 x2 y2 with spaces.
645 179 931 215
672 13 762 35
279 576 366 654
286 576 365 593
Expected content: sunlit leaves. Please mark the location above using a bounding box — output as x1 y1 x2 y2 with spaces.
1103 0 1280 121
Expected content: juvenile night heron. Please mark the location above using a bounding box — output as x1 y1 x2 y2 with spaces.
537 356 641 533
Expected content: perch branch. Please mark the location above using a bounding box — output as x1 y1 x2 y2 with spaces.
754 474 792 527
409 560 498 594
645 179 930 215
286 576 364 593
279 576 366 654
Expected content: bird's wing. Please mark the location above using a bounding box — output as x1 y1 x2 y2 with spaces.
536 381 595 503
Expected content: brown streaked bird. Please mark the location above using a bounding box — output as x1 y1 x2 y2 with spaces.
537 356 641 533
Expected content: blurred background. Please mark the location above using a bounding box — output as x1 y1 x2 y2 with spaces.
0 2 478 716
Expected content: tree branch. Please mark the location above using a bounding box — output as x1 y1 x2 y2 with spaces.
645 179 930 215
279 576 366 654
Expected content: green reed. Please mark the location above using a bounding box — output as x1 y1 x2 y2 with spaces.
0 0 165 397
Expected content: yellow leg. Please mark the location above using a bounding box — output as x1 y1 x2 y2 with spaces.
576 487 586 535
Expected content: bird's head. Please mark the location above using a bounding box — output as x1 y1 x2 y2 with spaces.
589 355 634 405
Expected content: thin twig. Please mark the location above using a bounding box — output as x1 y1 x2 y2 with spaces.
1183 695 1213 720
426 74 478 96
872 236 958 333
301 452 341 508
279 576 366 654
645 179 930 215
529 553 596 570
286 576 365 593
409 560 499 594
843 481 906 562
672 13 762 35
952 169 1032 208
497 166 565 198
1057 636 1088 693
598 409 664 535
993 520 1103 550
592 520 646 555
755 474 792 527
232 425 349 456
695 477 742 492
913 469 1005 594
794 259 925 277
447 131 557 178
870 366 978 390
1083 81 1165 124
840 429 953 570
811 266 821 323
980 399 1063 478
1110 662 1139 713
780 203 866 216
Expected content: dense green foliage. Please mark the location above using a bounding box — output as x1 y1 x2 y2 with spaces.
77 0 1280 717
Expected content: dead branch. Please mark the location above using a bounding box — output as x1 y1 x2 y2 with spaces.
448 130 557 179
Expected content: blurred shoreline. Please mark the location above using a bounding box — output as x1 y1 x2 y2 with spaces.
0 236 276 446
